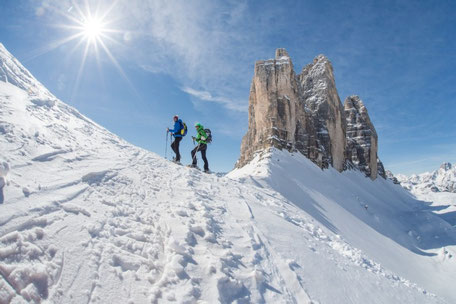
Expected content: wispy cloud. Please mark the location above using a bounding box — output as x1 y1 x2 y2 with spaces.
26 0 260 113
181 87 246 112
113 0 266 113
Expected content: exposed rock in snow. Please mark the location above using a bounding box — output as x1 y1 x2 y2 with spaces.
386 170 400 184
377 158 387 179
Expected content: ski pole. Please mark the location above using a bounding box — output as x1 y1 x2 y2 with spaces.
192 142 201 163
165 130 169 159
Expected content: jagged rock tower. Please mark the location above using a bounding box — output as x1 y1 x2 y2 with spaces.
344 95 379 180
300 54 346 171
237 48 385 179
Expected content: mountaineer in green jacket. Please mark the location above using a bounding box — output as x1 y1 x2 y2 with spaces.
189 123 210 173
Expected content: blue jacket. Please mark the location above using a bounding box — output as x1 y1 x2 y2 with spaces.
169 119 183 138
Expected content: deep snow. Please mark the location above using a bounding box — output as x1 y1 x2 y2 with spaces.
1 43 455 303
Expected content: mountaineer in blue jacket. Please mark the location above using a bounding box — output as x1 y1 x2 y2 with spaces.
167 115 183 163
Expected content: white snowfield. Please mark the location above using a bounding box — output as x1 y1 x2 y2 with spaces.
0 43 455 303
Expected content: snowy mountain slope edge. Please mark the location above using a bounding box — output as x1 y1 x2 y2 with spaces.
228 149 456 302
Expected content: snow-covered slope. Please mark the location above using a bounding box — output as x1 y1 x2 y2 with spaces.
0 43 454 303
395 163 456 227
228 150 456 303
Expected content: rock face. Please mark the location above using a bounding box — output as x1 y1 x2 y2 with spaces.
386 170 400 184
237 49 385 179
344 95 379 180
237 49 320 169
300 55 346 171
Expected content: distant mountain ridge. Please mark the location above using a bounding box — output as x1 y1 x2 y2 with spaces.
396 162 456 193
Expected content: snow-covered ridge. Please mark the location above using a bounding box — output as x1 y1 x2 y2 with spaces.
0 43 53 101
229 149 456 302
397 162 456 193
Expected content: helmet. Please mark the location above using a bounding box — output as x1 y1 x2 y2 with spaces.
173 115 178 120
195 123 203 129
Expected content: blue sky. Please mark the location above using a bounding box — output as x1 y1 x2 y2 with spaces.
1 0 455 175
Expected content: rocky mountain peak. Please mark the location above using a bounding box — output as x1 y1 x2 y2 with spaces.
440 162 452 171
344 95 365 111
236 49 384 179
301 54 332 80
275 48 289 59
394 162 456 193
313 54 331 67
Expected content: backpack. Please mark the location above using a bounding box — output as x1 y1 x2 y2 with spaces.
180 121 188 136
204 128 212 143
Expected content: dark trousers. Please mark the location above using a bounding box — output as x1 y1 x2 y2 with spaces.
191 144 209 171
0 178 4 204
171 137 182 161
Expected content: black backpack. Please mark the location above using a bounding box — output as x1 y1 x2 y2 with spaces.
204 128 212 143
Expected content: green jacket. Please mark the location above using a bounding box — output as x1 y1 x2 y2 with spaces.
195 127 208 144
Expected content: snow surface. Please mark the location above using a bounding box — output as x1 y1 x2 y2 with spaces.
229 150 456 303
1 43 455 303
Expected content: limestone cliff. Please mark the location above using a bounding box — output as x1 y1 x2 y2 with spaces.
344 95 378 179
300 55 346 171
237 49 385 179
237 49 319 168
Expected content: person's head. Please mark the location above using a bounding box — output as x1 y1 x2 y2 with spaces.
195 123 202 130
173 115 178 122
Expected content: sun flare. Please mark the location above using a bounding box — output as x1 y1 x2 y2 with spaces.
82 17 104 40
40 1 135 101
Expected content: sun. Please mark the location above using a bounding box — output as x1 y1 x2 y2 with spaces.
62 2 117 47
82 17 104 41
